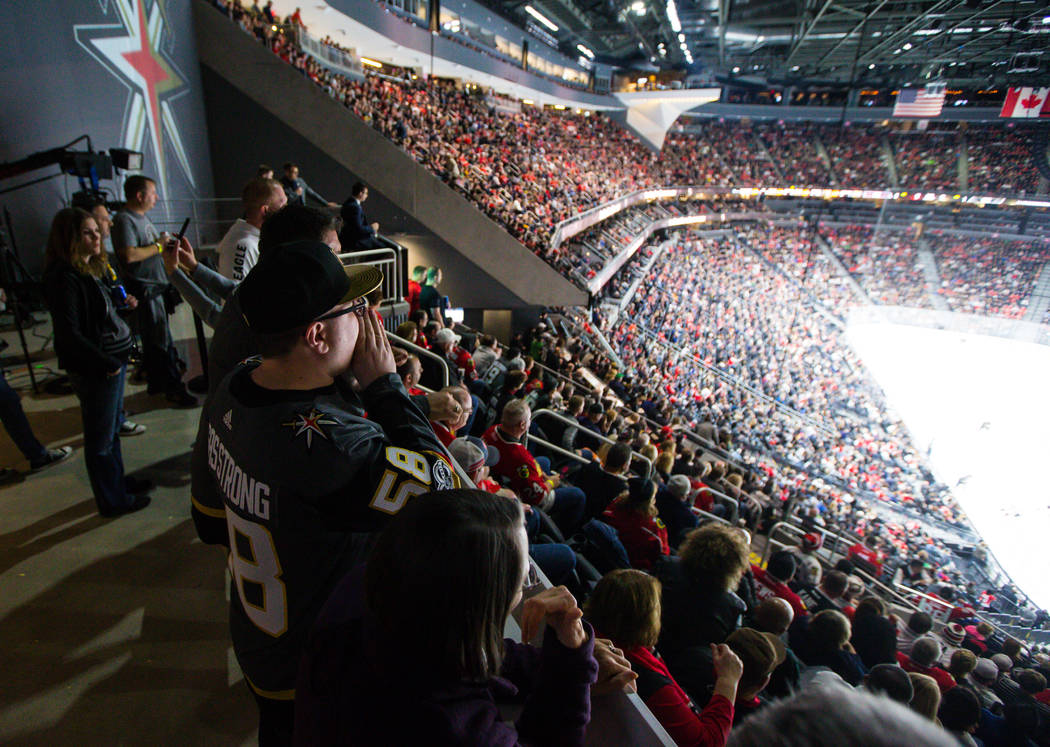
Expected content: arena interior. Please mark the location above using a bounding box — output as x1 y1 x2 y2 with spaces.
2 0 1050 743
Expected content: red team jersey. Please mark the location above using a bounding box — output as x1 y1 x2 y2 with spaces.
483 425 553 510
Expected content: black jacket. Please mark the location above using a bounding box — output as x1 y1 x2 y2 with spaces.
655 556 745 657
339 198 374 247
43 263 130 377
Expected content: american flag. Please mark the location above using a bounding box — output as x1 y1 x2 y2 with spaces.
893 84 946 117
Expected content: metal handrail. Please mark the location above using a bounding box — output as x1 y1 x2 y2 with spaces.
386 332 449 388
760 521 810 566
694 508 733 526
893 582 955 620
852 567 920 613
532 408 653 479
525 434 592 466
703 486 740 520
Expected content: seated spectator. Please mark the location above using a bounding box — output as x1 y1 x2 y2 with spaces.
966 656 1005 711
908 672 942 723
962 622 994 655
393 320 420 346
898 636 956 695
430 386 471 446
724 628 786 725
788 533 823 590
752 551 808 620
656 474 701 548
938 686 982 746
601 477 670 571
584 569 742 747
396 353 425 395
484 399 585 535
799 569 849 614
976 699 1044 747
572 441 630 520
294 489 599 745
938 623 968 667
794 609 867 686
472 334 501 378
862 663 915 705
850 596 899 669
948 648 978 686
898 610 934 653
750 597 803 699
433 328 477 384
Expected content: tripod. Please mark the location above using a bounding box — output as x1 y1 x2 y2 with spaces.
0 208 43 394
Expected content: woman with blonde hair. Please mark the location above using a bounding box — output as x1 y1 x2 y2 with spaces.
585 569 743 746
43 208 149 517
908 672 942 723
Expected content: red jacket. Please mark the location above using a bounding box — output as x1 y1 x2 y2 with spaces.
896 652 956 694
406 280 421 316
601 503 669 570
622 643 733 747
451 346 477 383
483 426 553 510
751 565 808 619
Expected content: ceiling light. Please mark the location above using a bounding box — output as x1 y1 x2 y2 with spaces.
791 65 799 71
631 0 646 15
732 66 740 73
666 0 682 33
524 5 559 32
903 42 912 50
576 43 594 58
678 33 685 42
868 63 875 69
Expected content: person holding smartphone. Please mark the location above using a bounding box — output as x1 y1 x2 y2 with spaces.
43 208 151 517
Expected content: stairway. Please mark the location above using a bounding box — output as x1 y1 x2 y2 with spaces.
881 136 900 188
1024 261 1050 322
753 133 786 182
916 237 950 310
815 233 872 306
814 136 838 186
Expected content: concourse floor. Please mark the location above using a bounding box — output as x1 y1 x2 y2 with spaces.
0 307 257 746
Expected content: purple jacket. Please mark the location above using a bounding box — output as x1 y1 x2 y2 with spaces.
295 567 599 746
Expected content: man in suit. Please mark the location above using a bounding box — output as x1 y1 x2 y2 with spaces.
340 182 397 251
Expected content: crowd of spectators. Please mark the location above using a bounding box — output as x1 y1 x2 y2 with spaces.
817 124 889 188
928 234 1050 319
755 123 832 187
890 132 960 192
820 224 932 309
966 126 1044 195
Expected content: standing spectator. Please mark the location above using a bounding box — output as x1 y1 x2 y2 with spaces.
190 241 456 744
898 636 956 694
279 162 337 208
584 569 742 747
110 175 195 407
405 265 425 317
338 182 395 251
0 367 72 481
601 477 670 571
43 208 149 517
483 399 585 535
417 266 448 327
217 177 287 281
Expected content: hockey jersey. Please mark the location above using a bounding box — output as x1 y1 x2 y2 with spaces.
190 364 456 699
482 425 554 511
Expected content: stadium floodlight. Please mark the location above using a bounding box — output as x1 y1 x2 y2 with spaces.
576 43 595 59
666 0 681 33
524 5 559 32
631 0 646 15
360 57 383 68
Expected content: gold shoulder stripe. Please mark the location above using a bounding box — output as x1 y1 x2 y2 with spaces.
190 494 226 519
244 674 295 701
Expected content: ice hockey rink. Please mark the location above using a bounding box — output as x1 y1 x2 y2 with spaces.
846 320 1050 610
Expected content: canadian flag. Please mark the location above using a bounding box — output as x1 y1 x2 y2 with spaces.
999 87 1050 118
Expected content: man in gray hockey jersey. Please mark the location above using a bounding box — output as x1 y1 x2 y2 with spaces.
190 240 457 745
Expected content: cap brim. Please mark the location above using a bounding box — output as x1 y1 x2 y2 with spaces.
761 631 787 667
339 264 384 304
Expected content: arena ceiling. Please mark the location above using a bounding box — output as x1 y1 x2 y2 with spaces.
484 0 1050 86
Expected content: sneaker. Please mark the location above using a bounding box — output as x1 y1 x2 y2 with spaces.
30 446 74 472
120 420 147 436
165 388 198 408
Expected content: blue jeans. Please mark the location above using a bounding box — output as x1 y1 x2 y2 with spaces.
535 456 586 535
0 371 47 464
69 365 132 514
524 508 577 586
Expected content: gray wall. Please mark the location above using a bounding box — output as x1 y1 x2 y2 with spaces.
196 0 586 310
0 0 215 274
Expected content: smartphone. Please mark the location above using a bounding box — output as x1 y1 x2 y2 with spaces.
174 218 191 242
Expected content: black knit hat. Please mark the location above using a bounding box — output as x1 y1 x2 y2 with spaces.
239 240 382 334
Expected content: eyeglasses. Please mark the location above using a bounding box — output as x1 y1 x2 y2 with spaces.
315 296 368 322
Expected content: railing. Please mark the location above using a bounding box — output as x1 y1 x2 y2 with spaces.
152 197 243 247
386 331 450 388
893 581 955 623
294 26 363 78
339 247 404 305
532 409 653 480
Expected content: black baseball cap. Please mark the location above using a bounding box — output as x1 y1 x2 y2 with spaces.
239 240 383 334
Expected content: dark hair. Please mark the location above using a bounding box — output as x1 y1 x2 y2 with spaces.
619 477 657 516
123 174 155 202
766 551 797 583
365 489 524 683
938 686 980 731
258 204 341 257
45 207 106 277
585 569 661 648
1016 668 1046 694
605 442 632 473
854 596 886 619
351 181 367 197
809 609 851 652
906 610 934 635
253 325 308 358
865 663 914 704
256 164 274 177
822 570 849 597
283 161 298 171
